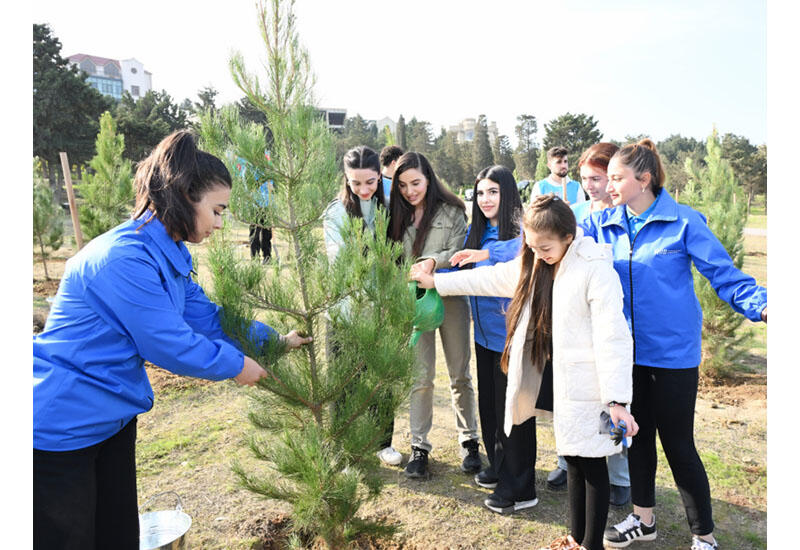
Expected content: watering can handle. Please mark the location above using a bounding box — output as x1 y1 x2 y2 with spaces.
138 491 184 513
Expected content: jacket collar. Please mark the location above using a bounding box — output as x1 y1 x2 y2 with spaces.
556 226 584 275
600 188 679 230
136 211 194 277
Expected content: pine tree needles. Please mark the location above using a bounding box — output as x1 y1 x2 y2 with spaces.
198 1 417 546
682 128 753 378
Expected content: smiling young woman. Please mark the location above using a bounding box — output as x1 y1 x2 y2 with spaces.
579 139 768 550
445 165 528 500
388 152 481 480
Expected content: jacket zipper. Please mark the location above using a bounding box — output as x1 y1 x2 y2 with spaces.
628 230 642 364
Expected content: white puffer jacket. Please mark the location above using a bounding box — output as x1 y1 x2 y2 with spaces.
434 228 633 458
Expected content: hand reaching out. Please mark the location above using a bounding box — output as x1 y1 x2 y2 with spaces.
449 249 490 267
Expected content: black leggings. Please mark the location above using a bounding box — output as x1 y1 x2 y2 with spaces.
629 365 714 535
564 455 609 550
475 342 537 501
34 418 139 550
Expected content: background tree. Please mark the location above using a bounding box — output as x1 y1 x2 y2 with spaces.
75 111 134 239
114 89 188 161
534 146 550 181
396 114 407 150
33 23 113 196
656 134 706 197
542 112 603 179
381 125 395 147
430 129 467 193
337 115 379 159
405 117 434 154
721 133 767 213
513 114 538 180
492 134 515 172
472 114 494 174
197 0 416 546
682 128 752 378
33 159 64 281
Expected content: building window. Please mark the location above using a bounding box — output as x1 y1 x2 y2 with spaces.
104 63 120 77
131 85 140 97
131 67 138 74
79 59 95 75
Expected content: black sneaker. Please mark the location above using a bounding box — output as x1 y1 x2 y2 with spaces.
404 446 429 479
603 513 657 548
460 439 482 473
546 466 567 490
483 493 538 515
474 468 498 489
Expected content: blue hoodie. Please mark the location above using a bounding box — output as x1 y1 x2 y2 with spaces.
580 189 766 369
461 224 523 352
33 213 278 451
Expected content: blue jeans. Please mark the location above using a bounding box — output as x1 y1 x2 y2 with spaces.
557 449 630 487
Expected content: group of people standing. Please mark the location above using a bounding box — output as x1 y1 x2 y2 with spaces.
33 129 767 550
330 141 766 550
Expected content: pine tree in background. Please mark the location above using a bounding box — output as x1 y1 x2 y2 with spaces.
472 114 494 174
33 159 64 281
76 111 134 239
197 1 416 546
513 114 538 180
382 125 395 146
534 146 550 181
682 128 752 378
396 114 407 150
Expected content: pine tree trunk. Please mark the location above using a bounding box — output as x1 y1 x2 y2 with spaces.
38 235 50 281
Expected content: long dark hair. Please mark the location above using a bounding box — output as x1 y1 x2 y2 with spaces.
387 152 465 258
500 194 576 375
463 165 523 259
340 145 386 219
132 130 232 241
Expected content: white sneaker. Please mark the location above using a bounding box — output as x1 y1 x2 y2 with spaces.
376 446 402 466
691 536 719 550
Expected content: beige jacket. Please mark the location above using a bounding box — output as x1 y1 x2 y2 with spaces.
434 229 633 458
402 203 467 266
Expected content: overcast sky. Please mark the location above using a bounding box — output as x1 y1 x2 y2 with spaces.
32 0 768 146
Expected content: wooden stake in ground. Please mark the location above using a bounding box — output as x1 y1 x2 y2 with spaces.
59 151 84 250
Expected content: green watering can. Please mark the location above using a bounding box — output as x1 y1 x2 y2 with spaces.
409 281 445 346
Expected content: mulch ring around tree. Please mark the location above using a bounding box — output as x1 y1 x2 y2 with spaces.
235 513 409 550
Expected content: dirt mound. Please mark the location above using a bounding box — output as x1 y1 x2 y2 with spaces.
235 513 409 550
699 372 766 406
33 278 60 297
145 363 214 392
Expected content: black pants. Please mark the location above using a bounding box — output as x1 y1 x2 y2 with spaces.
475 342 537 501
34 418 139 550
249 225 272 259
564 455 609 550
629 365 714 535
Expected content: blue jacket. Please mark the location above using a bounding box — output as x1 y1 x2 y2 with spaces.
462 224 523 352
580 189 766 369
33 213 278 451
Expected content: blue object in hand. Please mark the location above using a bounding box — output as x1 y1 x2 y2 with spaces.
610 420 628 448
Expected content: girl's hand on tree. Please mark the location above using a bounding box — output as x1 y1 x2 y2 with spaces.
282 330 313 349
449 249 490 267
410 269 435 289
610 404 639 437
761 307 767 323
234 355 269 386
